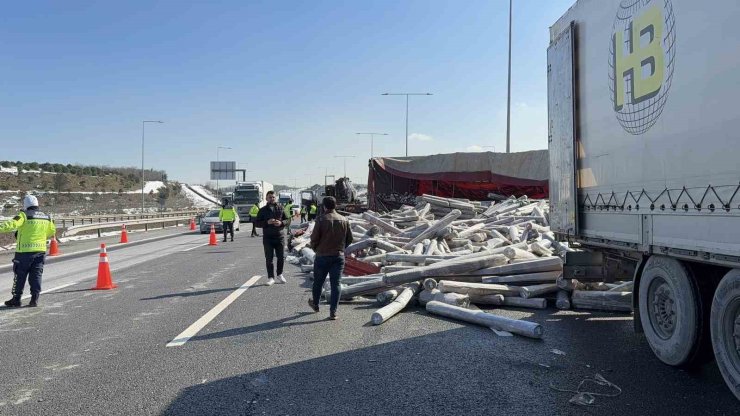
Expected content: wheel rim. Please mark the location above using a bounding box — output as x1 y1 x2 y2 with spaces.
648 277 677 340
723 297 740 374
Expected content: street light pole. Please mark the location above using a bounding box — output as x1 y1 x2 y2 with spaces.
506 0 512 153
334 155 356 179
382 92 432 157
355 132 389 159
141 120 163 213
216 146 232 198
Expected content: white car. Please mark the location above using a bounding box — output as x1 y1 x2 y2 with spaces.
199 209 240 233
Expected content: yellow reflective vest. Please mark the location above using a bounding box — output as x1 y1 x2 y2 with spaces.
0 210 56 253
219 207 237 222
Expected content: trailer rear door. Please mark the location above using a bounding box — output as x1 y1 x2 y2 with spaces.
547 22 578 236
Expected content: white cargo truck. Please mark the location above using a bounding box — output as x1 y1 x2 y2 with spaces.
233 181 273 222
548 0 740 400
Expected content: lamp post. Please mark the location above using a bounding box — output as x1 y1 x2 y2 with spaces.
355 132 388 159
381 92 432 157
216 146 232 198
141 120 163 213
334 155 356 179
506 0 512 153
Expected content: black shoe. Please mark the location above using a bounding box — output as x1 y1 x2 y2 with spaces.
307 299 319 313
222 239 227 242
329 312 338 320
29 295 39 307
4 297 21 308
231 239 234 242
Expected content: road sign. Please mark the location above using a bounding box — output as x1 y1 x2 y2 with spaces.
210 161 236 180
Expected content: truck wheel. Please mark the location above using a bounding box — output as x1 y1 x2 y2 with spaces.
711 269 740 400
639 256 708 367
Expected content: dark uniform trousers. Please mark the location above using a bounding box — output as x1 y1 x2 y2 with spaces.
222 221 234 240
12 252 45 297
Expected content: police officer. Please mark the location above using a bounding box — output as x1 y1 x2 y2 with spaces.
249 202 260 237
308 202 318 221
283 199 293 229
0 195 56 308
219 198 237 242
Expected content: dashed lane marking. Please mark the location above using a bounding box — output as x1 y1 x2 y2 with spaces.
166 275 262 347
181 242 210 252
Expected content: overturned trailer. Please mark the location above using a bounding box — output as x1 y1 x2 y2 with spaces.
367 150 549 211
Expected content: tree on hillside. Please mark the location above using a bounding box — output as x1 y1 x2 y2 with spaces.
1 161 10 168
53 174 70 192
28 162 39 170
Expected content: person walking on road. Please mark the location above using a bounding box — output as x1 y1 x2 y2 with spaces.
254 191 289 286
219 198 237 242
307 196 353 320
249 202 260 237
283 199 294 239
300 205 307 223
0 195 56 308
308 201 318 221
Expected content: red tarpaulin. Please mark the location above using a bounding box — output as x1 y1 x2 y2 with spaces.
368 150 548 211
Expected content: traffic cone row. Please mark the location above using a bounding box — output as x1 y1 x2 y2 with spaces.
120 224 129 244
92 244 117 290
208 224 218 246
49 236 60 256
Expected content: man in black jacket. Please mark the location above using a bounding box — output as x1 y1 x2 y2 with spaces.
254 191 289 286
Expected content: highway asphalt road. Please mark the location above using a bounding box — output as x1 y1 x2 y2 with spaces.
0 230 736 415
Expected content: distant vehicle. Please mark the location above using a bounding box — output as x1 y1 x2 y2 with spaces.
199 209 240 234
278 191 292 205
233 181 273 221
324 177 366 213
300 190 318 212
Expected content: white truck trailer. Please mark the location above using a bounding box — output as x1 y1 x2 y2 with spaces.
548 0 740 400
233 181 273 222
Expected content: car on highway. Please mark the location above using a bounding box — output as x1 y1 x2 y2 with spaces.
199 209 240 234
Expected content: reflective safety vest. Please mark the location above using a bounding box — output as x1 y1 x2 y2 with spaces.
249 205 260 217
0 210 56 253
219 207 237 222
300 206 306 214
284 204 293 218
309 205 317 215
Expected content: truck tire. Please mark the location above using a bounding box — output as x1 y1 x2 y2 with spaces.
639 256 708 367
711 269 740 400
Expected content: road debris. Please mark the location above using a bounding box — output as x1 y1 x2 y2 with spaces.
287 194 633 337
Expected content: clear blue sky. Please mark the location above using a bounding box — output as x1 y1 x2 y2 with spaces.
0 0 573 187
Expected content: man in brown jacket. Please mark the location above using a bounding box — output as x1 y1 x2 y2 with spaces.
307 196 353 320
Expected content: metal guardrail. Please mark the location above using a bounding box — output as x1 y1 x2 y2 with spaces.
63 216 194 237
56 210 205 228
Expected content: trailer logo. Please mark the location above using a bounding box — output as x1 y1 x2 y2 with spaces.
608 0 676 135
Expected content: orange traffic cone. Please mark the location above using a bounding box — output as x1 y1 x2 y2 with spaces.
92 244 117 290
208 224 218 246
49 236 60 256
120 224 129 243
189 218 196 231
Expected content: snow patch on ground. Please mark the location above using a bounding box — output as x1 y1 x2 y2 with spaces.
0 166 18 174
189 185 219 204
129 181 166 194
182 185 217 208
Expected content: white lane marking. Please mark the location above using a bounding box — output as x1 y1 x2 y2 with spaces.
20 281 80 300
166 275 262 347
182 242 210 252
